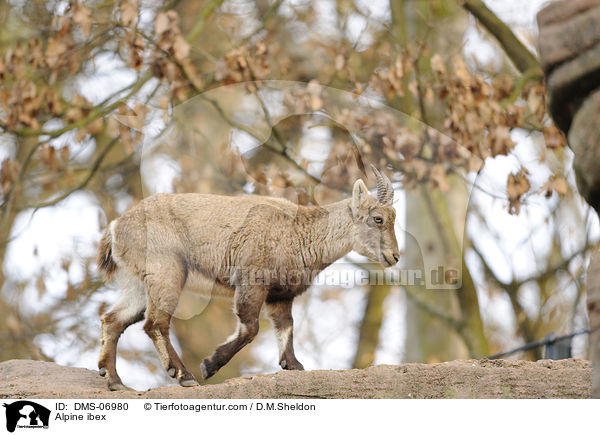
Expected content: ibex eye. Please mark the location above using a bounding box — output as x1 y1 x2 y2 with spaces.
373 216 383 224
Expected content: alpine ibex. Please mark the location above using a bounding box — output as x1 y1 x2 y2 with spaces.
96 166 400 390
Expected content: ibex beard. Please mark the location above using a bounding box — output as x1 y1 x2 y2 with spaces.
96 166 400 390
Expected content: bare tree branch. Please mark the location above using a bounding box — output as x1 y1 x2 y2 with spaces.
461 0 540 74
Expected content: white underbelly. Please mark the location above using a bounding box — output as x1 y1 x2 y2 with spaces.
183 272 234 297
174 272 234 319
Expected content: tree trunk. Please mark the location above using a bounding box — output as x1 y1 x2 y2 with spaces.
586 249 600 397
537 0 600 397
353 281 390 368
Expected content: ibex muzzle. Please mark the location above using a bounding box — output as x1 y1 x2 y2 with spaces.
96 166 400 390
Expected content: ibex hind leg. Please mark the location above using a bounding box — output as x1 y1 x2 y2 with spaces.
98 269 146 391
143 268 198 387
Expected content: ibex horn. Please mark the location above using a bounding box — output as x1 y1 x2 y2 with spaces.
370 164 394 205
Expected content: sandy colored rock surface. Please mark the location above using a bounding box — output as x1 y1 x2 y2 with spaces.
0 358 591 399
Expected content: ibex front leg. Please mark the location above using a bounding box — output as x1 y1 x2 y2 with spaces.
266 298 304 370
201 286 266 380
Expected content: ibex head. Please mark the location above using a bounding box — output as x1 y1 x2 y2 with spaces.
350 165 400 267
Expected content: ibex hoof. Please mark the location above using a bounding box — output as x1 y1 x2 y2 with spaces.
98 367 106 377
200 359 214 380
281 360 304 370
179 378 199 387
167 367 176 378
200 361 208 379
108 381 130 391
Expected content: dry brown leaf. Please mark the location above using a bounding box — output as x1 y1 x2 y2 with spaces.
507 168 530 214
106 114 120 138
155 11 170 34
540 174 568 197
72 2 92 37
27 38 44 68
159 96 169 111
310 94 322 111
430 54 446 75
65 106 84 123
59 146 70 162
488 125 515 156
492 74 514 100
173 35 190 62
543 125 567 149
125 31 144 69
453 57 471 83
39 145 58 170
527 89 542 117
75 126 88 142
72 93 91 107
87 117 104 135
44 88 62 115
120 0 138 27
0 159 20 194
404 159 428 180
467 156 483 172
430 164 449 191
45 37 67 68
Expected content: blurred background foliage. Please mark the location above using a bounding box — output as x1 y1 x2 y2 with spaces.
0 0 597 388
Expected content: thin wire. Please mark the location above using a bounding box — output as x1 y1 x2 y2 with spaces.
484 327 597 360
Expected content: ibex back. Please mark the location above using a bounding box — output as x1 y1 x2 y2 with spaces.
96 166 400 390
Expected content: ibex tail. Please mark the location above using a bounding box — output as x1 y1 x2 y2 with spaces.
97 224 117 279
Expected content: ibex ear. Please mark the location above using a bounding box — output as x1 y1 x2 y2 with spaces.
352 179 369 211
